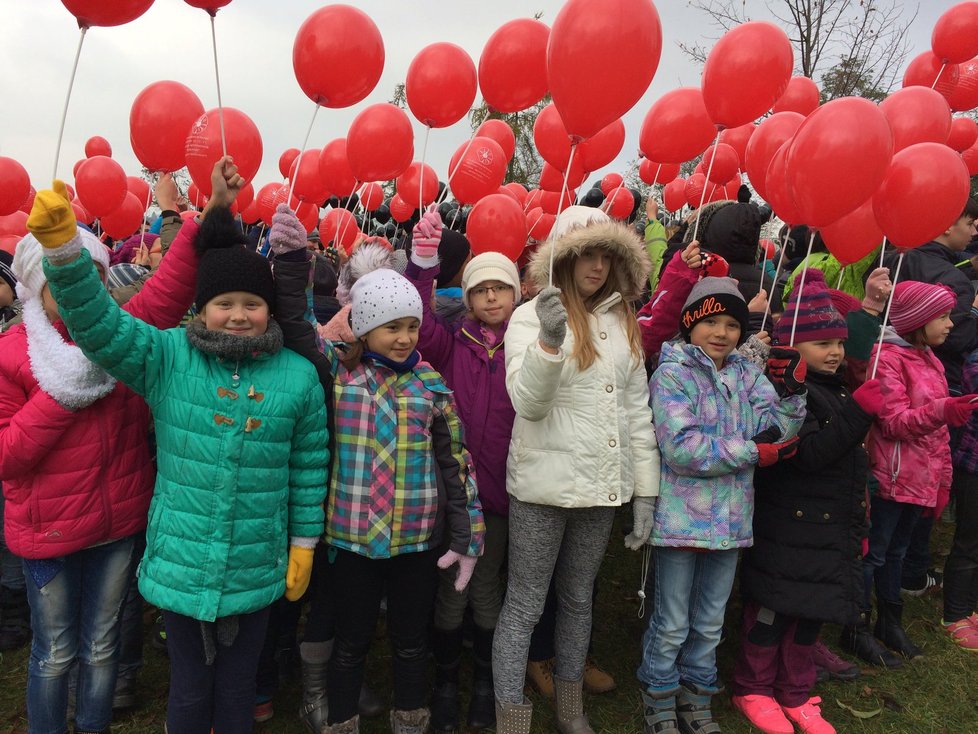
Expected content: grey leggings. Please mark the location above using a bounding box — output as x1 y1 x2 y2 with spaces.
492 498 615 704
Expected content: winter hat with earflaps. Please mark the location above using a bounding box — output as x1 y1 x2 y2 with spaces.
350 268 423 338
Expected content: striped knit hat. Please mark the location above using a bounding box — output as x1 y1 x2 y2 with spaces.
889 281 956 336
775 269 847 345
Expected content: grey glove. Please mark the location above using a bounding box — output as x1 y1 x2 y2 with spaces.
269 204 307 256
535 286 567 349
624 496 656 551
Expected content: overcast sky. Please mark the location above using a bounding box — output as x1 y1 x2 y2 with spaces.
0 0 956 197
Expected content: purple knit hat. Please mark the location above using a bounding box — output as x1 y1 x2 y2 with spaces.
110 233 159 266
775 269 848 345
889 281 956 336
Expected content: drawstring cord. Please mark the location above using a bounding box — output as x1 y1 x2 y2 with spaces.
638 544 653 619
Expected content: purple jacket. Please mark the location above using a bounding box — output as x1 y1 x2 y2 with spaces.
405 260 515 516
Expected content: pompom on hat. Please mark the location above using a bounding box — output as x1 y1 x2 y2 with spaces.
350 268 423 338
889 281 956 336
774 269 848 345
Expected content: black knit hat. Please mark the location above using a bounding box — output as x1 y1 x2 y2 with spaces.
436 229 471 287
194 246 275 313
679 276 750 346
0 251 17 292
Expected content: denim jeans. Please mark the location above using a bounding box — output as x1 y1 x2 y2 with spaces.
638 548 739 692
863 497 923 607
25 535 136 734
0 494 26 591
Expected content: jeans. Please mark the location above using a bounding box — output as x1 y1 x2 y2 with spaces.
638 548 739 692
0 494 26 591
25 535 136 734
944 469 978 622
163 606 271 734
863 497 923 607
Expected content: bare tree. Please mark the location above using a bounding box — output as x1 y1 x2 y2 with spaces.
470 99 547 187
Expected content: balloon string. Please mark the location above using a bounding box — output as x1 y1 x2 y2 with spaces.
788 231 817 347
53 26 87 181
209 14 227 160
932 63 947 90
449 206 462 230
419 125 431 214
758 225 791 333
334 181 361 247
549 143 578 288
836 266 845 290
139 172 156 246
690 130 721 243
601 180 626 214
287 104 321 204
878 236 888 269
870 250 905 380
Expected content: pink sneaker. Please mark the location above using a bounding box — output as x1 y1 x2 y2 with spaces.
942 615 978 651
782 696 836 734
731 694 793 734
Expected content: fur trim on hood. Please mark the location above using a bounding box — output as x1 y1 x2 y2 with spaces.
527 219 651 302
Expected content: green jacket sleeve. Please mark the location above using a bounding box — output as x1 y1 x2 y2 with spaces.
287 367 329 540
645 219 668 293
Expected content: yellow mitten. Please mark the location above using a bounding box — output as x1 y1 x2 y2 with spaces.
284 545 315 601
27 180 76 249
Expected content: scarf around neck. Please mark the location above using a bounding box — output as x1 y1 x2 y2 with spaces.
185 318 284 362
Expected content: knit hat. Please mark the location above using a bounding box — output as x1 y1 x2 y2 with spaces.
550 205 611 240
0 251 17 293
194 246 275 313
699 202 762 264
111 233 159 266
436 229 471 287
350 268 423 338
461 252 522 308
13 229 110 301
680 276 750 345
829 288 860 318
889 281 956 336
107 263 148 291
774 269 848 345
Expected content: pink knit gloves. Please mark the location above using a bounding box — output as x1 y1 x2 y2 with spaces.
412 206 443 260
269 204 308 256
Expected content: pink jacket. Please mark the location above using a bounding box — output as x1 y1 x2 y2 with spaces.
637 250 699 363
0 221 201 559
868 335 953 510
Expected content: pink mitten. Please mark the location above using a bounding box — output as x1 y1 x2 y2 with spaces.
437 550 478 592
412 207 443 260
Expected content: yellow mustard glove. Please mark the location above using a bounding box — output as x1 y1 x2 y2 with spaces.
27 180 76 249
285 545 315 601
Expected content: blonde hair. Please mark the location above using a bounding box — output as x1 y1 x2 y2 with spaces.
552 250 643 371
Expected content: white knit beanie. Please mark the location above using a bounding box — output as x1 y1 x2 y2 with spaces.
549 205 611 240
461 252 522 308
13 229 110 301
350 268 423 338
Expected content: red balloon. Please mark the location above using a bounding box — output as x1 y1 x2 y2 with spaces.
639 160 679 186
240 199 260 224
765 142 803 225
685 174 707 209
85 136 112 158
503 182 528 207
0 236 19 255
932 2 978 64
819 199 884 265
292 5 384 108
903 51 960 102
785 97 893 227
534 104 573 170
296 201 319 235
526 207 555 240
185 107 262 197
448 137 507 205
72 159 86 179
476 120 516 162
600 173 624 195
948 117 978 152
130 80 204 172
358 182 383 212
497 186 520 204
718 123 755 166
663 179 686 212
406 43 477 128
0 211 28 237
75 156 127 218
744 111 804 200
319 207 359 253
640 88 716 164
100 193 144 240
578 119 626 173
467 194 527 260
540 190 576 214
19 186 36 215
388 195 415 223
0 158 30 217
524 189 543 212
346 104 414 182
479 19 550 113
874 142 971 248
187 182 206 209
962 141 978 175
396 162 439 209
235 181 254 211
702 143 740 184
604 187 633 219
539 160 585 193
879 86 952 152
948 57 978 112
319 139 358 197
288 150 330 204
772 76 820 116
61 0 153 28
256 183 286 226
184 0 232 12
279 148 299 179
547 0 662 141
702 22 794 128
126 176 150 208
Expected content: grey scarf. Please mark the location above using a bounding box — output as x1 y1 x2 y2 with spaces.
185 318 284 361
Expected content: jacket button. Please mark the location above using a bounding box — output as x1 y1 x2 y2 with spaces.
606 385 614 393
609 493 617 502
609 439 617 448
823 513 830 520
795 510 803 518
600 332 607 340
721 540 728 547
860 501 866 508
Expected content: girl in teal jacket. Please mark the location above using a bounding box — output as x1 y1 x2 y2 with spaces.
32 174 329 734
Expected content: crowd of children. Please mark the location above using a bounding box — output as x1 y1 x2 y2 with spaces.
2 163 978 734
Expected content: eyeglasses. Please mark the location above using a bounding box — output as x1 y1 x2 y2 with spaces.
469 285 514 297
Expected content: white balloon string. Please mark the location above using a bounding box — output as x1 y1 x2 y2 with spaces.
878 236 889 269
788 232 816 347
932 63 947 90
287 104 321 205
836 266 845 290
870 250 905 380
758 225 791 333
139 172 156 246
549 143 578 288
690 130 721 243
53 26 87 182
209 14 227 160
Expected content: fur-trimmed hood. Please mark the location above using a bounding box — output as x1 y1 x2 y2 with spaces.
527 219 651 302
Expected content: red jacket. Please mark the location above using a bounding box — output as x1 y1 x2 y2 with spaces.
0 222 201 559
637 250 700 363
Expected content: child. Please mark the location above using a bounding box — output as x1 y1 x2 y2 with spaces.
34 180 330 734
863 281 978 659
732 270 885 734
404 207 520 732
270 206 484 734
635 277 806 734
493 206 659 734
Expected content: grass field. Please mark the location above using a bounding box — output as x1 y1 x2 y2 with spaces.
1 517 976 733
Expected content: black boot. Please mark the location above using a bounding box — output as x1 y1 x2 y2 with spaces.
0 585 30 651
430 627 463 733
299 640 332 733
874 599 923 659
467 626 495 730
840 610 903 668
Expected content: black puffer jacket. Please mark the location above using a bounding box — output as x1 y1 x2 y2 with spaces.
741 370 872 625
